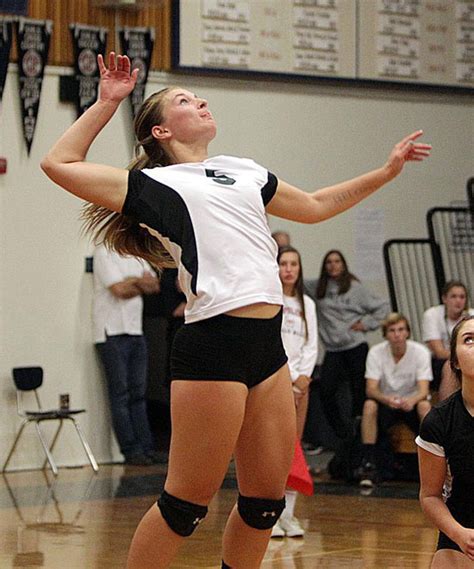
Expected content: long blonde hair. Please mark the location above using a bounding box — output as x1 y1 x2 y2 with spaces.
82 87 181 269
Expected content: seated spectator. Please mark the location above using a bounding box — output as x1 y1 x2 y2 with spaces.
422 280 472 390
357 312 432 487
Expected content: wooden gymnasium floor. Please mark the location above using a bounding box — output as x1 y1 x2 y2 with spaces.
0 460 438 568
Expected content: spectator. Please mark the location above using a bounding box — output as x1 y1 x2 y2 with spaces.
307 250 389 480
93 244 161 466
272 231 291 249
357 313 432 487
271 246 318 538
422 280 472 390
417 315 474 567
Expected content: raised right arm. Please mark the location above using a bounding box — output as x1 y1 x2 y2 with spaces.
41 53 138 212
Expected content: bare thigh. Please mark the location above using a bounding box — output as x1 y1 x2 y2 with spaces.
165 380 248 504
432 549 474 568
234 364 296 498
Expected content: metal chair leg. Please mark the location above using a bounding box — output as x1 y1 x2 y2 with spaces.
2 420 29 472
41 421 63 470
35 422 58 476
71 419 99 473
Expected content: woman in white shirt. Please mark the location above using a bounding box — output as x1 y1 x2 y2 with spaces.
422 280 472 390
272 246 318 539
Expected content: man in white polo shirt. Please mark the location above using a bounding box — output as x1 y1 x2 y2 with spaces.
356 312 432 487
93 244 160 466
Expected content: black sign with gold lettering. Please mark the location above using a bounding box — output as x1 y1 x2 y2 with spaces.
0 19 13 103
15 17 52 154
70 23 108 117
119 27 154 118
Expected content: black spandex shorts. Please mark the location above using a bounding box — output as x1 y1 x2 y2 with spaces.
437 500 473 553
170 309 288 388
437 531 462 553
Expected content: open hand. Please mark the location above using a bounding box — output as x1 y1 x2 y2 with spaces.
385 130 432 178
97 52 139 104
458 528 474 560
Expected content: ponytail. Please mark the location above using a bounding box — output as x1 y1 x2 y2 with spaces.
81 87 177 270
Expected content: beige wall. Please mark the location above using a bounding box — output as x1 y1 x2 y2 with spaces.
1 64 472 470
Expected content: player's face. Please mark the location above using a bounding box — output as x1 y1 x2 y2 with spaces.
279 252 300 290
385 321 409 348
443 286 467 319
325 253 344 278
159 88 217 144
455 319 474 380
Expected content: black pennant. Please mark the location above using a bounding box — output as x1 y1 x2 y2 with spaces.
15 17 52 154
0 18 13 104
70 23 108 118
119 26 154 118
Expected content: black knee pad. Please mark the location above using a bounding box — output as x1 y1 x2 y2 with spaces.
157 490 208 537
237 494 285 530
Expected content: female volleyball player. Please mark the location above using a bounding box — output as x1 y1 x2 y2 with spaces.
417 315 474 568
41 53 431 569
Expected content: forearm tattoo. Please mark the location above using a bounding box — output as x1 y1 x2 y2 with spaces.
331 185 367 205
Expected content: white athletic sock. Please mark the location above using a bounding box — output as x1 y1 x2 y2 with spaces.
282 490 297 519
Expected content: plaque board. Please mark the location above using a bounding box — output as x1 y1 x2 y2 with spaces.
173 0 474 91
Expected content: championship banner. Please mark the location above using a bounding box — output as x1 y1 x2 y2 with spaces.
70 24 107 117
119 26 154 118
15 18 52 154
0 19 13 104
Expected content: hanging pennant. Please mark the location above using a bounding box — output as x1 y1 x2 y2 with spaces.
15 17 52 154
0 18 13 104
119 26 154 118
70 23 108 117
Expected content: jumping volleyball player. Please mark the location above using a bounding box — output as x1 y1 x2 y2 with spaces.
41 53 431 569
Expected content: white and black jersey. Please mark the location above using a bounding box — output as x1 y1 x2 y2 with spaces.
123 155 283 323
416 391 474 529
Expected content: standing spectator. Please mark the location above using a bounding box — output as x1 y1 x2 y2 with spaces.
271 246 318 538
307 250 389 479
417 315 474 568
93 244 161 466
271 231 291 249
143 268 186 455
357 313 432 487
422 280 472 390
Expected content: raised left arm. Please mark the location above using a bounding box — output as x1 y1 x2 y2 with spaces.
266 130 431 223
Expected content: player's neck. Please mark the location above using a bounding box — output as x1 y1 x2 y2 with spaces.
167 140 209 164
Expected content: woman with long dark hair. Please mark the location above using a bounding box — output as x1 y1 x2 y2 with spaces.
310 250 389 479
417 315 474 567
41 52 430 569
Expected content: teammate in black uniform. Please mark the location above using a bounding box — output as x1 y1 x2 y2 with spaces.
41 53 431 569
417 315 474 568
